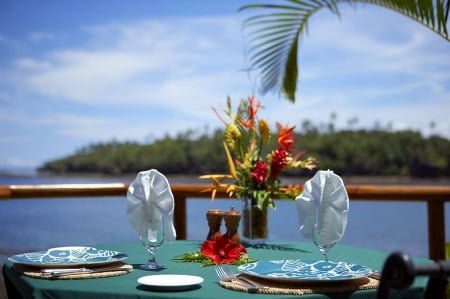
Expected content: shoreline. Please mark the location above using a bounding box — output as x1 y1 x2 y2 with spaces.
1 170 449 185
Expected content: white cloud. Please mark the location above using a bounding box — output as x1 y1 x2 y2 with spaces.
25 50 159 102
27 31 55 43
0 34 21 49
15 58 52 70
5 157 39 169
14 16 244 110
302 7 450 78
30 113 148 142
0 34 9 46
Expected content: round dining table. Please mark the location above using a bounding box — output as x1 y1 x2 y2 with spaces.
3 240 429 299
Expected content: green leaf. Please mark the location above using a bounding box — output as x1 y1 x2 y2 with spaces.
281 34 299 102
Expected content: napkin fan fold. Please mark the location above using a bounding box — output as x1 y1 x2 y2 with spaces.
127 169 176 242
296 170 349 245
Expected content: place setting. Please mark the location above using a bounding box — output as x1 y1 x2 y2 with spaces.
216 260 379 295
128 169 204 291
216 170 380 295
6 169 206 291
8 246 132 279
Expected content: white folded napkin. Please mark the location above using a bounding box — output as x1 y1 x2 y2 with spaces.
127 169 176 242
295 170 349 245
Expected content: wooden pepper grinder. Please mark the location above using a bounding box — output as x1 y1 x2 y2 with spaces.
206 209 224 241
224 207 241 245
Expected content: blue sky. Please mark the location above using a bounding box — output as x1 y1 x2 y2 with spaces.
1 1 449 172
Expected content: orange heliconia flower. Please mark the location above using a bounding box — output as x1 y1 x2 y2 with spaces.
240 94 262 131
276 122 295 150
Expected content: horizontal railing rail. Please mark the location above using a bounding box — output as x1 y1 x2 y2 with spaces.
1 183 449 260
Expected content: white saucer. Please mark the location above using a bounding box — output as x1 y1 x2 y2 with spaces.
137 274 204 291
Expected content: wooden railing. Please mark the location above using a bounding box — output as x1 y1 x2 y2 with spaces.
1 183 449 260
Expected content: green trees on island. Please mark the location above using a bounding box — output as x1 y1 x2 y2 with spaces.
39 127 450 178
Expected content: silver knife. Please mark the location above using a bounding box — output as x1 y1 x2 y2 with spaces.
41 267 129 277
231 276 270 293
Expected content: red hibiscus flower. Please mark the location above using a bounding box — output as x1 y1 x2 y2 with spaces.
200 235 246 264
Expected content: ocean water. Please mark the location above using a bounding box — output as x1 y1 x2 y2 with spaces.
1 175 449 265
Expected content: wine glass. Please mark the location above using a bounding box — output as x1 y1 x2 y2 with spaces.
139 214 165 270
312 223 336 261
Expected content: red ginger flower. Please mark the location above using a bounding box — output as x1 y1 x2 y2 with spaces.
200 235 247 264
270 147 291 178
251 161 268 185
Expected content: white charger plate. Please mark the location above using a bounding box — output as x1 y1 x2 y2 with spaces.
8 246 128 268
137 274 204 291
238 259 373 283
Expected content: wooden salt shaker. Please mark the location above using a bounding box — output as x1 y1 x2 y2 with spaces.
224 207 241 245
206 209 223 241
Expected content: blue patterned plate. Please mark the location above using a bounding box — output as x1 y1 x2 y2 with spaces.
238 260 373 282
8 246 128 268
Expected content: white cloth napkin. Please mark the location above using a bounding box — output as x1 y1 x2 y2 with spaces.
127 169 176 242
295 170 349 245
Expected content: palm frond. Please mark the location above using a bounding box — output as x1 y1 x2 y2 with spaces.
239 0 450 103
370 0 449 38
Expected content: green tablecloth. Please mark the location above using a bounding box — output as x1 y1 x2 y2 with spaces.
3 241 428 299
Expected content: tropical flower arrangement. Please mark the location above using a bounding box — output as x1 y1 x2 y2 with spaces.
200 94 318 211
172 235 254 266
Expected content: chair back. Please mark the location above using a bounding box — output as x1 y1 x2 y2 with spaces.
376 252 450 299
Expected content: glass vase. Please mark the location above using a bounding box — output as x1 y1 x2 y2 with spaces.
241 194 268 245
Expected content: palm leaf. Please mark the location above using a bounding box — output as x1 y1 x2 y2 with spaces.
239 0 450 103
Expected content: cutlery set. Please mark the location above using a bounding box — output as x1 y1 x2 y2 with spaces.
41 267 130 277
215 265 269 293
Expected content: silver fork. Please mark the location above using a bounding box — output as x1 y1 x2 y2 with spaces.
215 265 269 293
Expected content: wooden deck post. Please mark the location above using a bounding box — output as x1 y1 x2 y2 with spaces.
427 200 446 261
174 196 187 240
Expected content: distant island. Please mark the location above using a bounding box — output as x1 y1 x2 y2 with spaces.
38 128 450 179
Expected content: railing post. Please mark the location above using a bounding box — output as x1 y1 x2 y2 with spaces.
427 200 445 260
174 195 187 240
0 186 11 199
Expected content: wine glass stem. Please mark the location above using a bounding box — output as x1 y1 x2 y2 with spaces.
147 248 156 264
